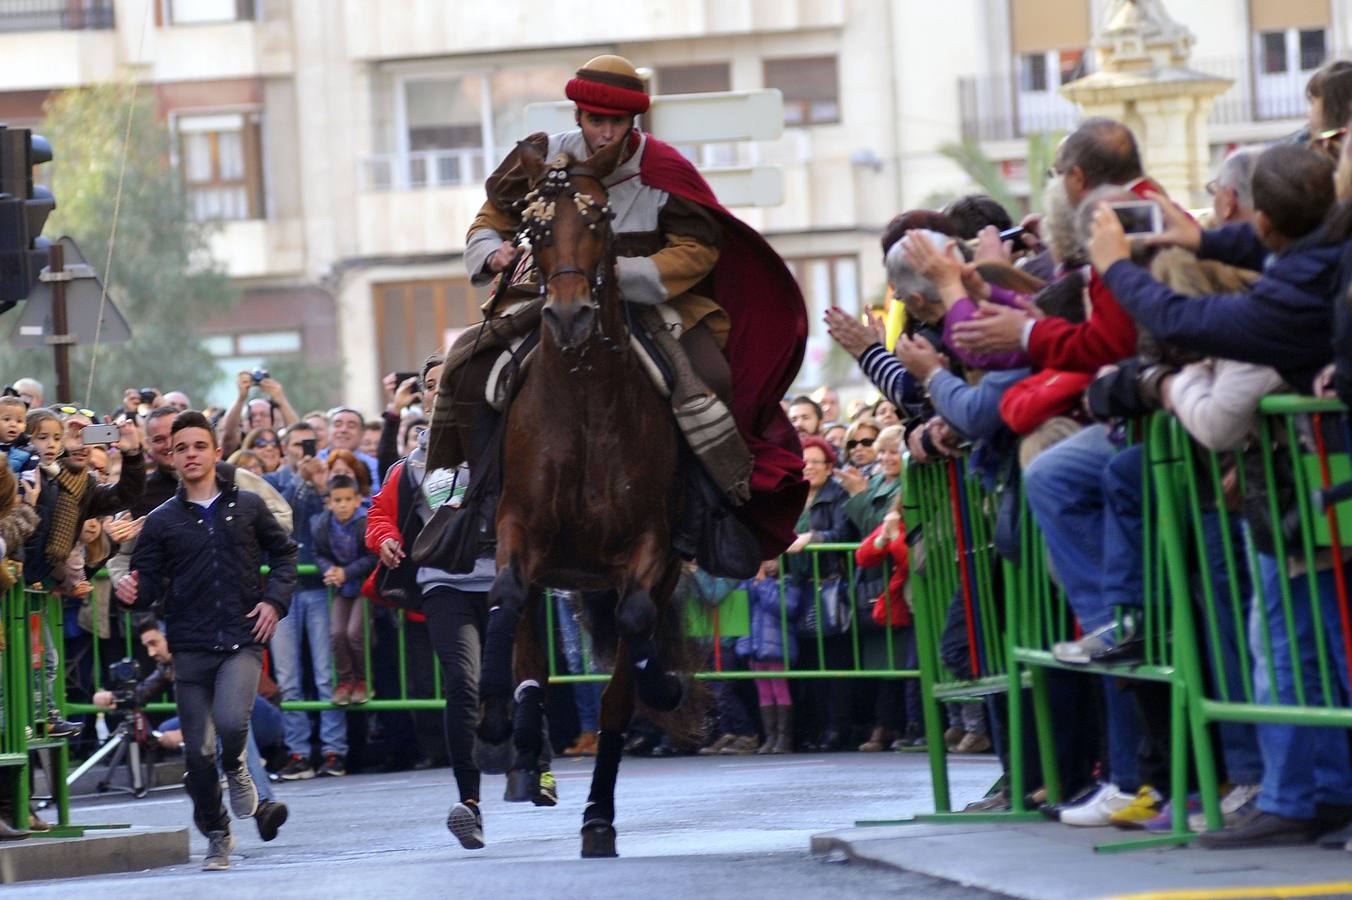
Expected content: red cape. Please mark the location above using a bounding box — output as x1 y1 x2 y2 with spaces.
637 134 809 556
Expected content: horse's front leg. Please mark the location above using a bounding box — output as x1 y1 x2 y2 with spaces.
616 547 685 713
504 589 555 805
479 518 535 743
581 640 635 859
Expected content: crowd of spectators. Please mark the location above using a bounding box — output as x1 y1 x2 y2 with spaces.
4 59 1352 853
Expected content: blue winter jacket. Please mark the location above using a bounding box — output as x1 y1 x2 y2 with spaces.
1102 223 1344 393
735 576 803 664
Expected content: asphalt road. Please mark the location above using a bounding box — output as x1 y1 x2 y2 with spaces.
15 751 1007 899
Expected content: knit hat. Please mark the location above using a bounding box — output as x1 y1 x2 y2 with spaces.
565 55 650 116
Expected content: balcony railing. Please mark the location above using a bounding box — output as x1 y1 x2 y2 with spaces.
363 148 490 191
0 0 114 32
958 53 1321 142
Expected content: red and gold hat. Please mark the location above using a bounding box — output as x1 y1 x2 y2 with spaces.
565 55 650 116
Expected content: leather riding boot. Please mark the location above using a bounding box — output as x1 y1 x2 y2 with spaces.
756 706 778 754
772 705 794 755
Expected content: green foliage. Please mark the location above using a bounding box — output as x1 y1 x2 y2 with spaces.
3 82 235 411
938 131 1065 218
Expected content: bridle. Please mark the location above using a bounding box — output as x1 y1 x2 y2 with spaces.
515 156 627 366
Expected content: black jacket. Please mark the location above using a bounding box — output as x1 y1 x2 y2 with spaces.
130 471 298 653
785 478 857 582
310 508 377 596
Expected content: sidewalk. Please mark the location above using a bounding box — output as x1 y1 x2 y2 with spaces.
811 819 1352 900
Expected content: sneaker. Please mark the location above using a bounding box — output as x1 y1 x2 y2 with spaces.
1144 795 1201 833
279 754 315 781
1109 785 1163 829
45 716 83 739
532 770 558 807
567 730 601 756
350 681 370 704
224 766 259 818
1052 617 1137 665
447 801 485 850
1190 783 1261 833
333 683 352 706
698 733 737 756
954 732 992 754
202 830 235 870
318 753 346 777
1059 783 1134 827
254 800 288 842
718 735 760 755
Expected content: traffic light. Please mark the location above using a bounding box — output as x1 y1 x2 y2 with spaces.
0 125 55 314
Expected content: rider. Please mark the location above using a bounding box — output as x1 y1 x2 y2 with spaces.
430 54 808 559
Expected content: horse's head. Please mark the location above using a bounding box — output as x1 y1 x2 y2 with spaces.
517 137 626 350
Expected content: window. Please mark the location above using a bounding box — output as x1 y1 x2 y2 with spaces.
763 57 839 126
1299 28 1326 71
372 278 489 378
177 112 263 221
1260 31 1288 74
167 0 253 24
784 255 860 387
401 76 487 187
203 329 301 407
655 62 730 95
1019 53 1049 92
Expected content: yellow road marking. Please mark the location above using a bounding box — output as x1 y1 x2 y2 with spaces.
1107 882 1352 900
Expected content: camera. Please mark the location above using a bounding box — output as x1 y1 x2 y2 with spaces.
251 369 270 385
137 388 157 405
106 657 143 707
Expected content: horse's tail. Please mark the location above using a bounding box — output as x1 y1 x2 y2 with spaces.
576 567 709 747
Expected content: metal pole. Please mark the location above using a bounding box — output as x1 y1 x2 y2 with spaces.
45 242 73 402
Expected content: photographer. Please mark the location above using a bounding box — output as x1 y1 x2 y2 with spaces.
92 623 288 842
116 411 297 871
220 371 299 459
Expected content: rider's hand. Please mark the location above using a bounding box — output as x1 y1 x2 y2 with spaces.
488 240 518 273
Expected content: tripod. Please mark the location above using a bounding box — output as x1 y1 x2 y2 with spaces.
67 707 155 798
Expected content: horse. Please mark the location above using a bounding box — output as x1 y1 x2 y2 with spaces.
476 136 698 859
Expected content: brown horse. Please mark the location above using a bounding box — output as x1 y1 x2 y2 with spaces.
476 137 693 858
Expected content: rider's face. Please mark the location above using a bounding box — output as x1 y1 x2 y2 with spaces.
577 110 632 154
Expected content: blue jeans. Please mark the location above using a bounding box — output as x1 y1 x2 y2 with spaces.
163 694 277 804
270 587 347 757
1101 446 1262 784
1252 554 1352 819
556 593 601 733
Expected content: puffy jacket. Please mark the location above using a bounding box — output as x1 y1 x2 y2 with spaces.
735 575 802 664
130 471 297 653
311 508 377 599
362 459 428 620
1102 223 1344 393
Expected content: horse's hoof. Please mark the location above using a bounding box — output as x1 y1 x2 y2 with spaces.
580 819 618 858
504 768 535 803
477 697 513 744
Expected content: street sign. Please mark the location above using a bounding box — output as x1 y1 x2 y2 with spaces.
8 235 130 347
524 89 786 207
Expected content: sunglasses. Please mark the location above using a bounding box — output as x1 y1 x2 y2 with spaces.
1316 126 1348 144
845 437 876 450
251 438 279 447
53 405 96 418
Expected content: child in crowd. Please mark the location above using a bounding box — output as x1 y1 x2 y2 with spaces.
313 474 378 705
0 396 35 474
737 559 802 754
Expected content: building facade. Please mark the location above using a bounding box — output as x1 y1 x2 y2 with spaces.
0 0 1345 408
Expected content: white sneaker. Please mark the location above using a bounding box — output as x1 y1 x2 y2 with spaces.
1059 782 1134 827
1189 783 1261 832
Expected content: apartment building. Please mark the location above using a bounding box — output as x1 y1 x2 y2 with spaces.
0 0 1345 408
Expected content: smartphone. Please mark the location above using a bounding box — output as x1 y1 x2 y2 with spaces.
1107 200 1162 236
998 225 1026 241
300 438 317 458
394 371 420 389
81 423 120 445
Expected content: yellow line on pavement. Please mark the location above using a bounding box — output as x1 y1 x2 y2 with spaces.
1106 882 1352 900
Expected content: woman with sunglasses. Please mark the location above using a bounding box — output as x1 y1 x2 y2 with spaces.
242 428 282 473
842 417 880 476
